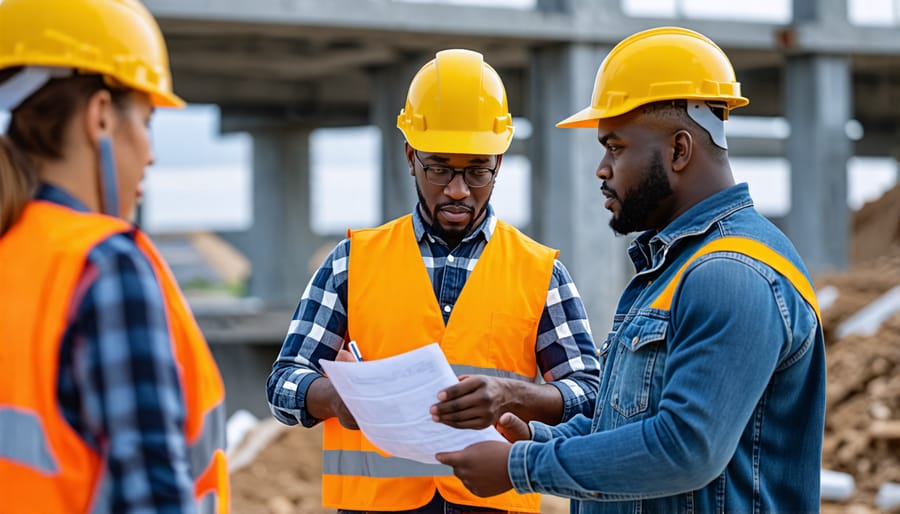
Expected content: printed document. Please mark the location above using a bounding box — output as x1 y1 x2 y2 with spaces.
320 343 504 464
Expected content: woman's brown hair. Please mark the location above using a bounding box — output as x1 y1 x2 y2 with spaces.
0 70 129 235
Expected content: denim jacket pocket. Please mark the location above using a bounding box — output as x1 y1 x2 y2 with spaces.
608 314 668 419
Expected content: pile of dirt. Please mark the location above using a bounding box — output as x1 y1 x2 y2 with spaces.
818 185 900 513
230 424 326 514
232 184 900 513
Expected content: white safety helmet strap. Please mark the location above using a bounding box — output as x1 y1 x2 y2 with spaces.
686 100 728 150
0 66 73 112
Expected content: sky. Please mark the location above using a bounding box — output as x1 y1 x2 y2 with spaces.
3 0 898 234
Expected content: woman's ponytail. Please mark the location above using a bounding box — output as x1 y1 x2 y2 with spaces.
0 134 35 236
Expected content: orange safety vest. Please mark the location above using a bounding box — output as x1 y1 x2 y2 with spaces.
0 200 230 513
323 215 555 512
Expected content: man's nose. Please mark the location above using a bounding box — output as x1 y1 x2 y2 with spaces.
596 161 611 180
443 173 471 199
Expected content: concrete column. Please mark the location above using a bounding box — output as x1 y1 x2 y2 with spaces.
371 57 424 222
784 56 852 272
528 43 631 336
243 128 322 307
785 0 853 272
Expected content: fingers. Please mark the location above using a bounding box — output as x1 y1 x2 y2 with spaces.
434 450 460 466
335 349 356 362
496 412 530 442
437 374 481 401
436 412 493 430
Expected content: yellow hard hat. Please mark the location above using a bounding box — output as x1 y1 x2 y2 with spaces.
397 49 514 155
557 26 748 128
0 0 183 108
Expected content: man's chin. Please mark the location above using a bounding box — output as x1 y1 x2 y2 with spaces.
436 224 469 239
609 217 637 236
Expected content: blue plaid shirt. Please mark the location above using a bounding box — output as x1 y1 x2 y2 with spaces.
268 205 601 427
42 185 196 514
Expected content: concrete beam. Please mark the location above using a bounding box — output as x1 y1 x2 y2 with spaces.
170 44 396 82
220 105 369 133
146 0 781 49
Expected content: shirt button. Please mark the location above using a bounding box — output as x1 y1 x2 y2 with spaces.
632 336 639 344
444 305 452 313
428 236 435 243
447 254 455 263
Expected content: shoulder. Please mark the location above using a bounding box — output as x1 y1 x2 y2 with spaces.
349 214 413 240
78 232 165 309
85 231 154 275
493 220 559 260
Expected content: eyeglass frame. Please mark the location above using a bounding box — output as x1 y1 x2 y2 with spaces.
413 151 499 189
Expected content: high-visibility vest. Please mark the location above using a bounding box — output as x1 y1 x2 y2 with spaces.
648 236 821 323
0 200 230 513
324 214 555 512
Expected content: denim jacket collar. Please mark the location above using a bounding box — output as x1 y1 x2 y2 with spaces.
412 202 496 246
628 183 755 272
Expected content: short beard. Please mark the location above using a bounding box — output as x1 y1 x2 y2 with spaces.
414 181 490 245
608 152 673 236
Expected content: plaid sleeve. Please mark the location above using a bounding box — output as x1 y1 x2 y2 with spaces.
536 259 602 421
266 239 350 427
62 233 196 514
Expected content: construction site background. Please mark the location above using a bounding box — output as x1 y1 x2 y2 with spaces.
226 184 900 514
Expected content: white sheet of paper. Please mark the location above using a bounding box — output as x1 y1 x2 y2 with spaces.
320 342 504 464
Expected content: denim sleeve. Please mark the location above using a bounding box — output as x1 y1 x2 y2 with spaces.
266 239 350 427
509 256 789 499
537 260 601 421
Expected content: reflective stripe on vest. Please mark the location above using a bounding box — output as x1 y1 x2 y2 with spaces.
321 365 532 479
0 407 58 474
198 491 217 514
189 403 226 481
450 364 536 383
323 450 454 478
649 236 822 322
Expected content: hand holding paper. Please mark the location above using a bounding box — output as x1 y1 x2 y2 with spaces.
320 343 504 464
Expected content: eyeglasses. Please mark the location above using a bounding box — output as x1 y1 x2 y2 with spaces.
414 151 498 188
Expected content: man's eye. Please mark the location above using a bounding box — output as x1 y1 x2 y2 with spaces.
468 169 491 177
429 167 452 175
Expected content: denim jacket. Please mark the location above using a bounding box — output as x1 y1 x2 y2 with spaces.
508 184 826 513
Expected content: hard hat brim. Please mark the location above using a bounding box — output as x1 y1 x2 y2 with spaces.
401 128 514 156
151 90 186 109
556 106 605 129
556 95 750 129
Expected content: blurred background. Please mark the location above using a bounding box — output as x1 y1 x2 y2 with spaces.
11 0 899 511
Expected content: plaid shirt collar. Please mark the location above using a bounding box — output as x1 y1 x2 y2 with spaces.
411 203 498 247
37 182 91 213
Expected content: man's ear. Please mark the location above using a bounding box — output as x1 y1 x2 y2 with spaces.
671 130 692 172
404 141 415 177
82 89 114 147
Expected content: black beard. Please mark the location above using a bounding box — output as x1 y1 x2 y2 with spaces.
608 152 674 236
414 180 491 247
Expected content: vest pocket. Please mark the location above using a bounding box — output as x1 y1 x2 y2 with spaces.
607 315 668 418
